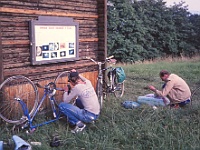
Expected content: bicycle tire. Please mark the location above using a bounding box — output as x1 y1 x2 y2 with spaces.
96 79 103 109
191 86 200 107
0 75 38 124
54 71 70 106
113 74 125 98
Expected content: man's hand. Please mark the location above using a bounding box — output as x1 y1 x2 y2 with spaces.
148 85 157 92
63 85 69 92
71 69 76 72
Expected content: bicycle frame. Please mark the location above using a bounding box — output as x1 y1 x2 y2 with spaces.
90 56 115 92
17 82 61 132
89 56 120 107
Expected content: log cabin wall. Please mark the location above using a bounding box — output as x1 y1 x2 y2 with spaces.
0 0 107 87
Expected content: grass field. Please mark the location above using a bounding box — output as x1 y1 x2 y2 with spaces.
0 60 200 150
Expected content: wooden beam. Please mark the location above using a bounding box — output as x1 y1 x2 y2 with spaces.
2 38 98 45
2 40 29 45
0 7 98 18
0 20 3 82
104 0 108 59
79 38 98 42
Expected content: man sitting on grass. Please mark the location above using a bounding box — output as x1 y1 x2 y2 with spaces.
138 70 191 108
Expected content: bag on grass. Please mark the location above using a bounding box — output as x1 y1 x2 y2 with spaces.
115 67 126 83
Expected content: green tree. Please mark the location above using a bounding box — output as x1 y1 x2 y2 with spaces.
189 14 200 55
169 1 196 57
107 0 200 62
108 0 147 62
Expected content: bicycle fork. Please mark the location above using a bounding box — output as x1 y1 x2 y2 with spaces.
15 98 31 124
15 96 60 133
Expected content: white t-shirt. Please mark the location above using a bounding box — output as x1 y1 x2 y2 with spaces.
63 75 100 115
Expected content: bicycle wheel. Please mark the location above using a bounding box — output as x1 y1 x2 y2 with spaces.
54 71 70 105
0 75 38 124
113 74 125 98
96 79 103 109
191 86 200 107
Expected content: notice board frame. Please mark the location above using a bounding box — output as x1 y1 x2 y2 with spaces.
29 16 79 65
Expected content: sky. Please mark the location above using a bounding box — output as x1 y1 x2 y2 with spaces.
165 0 200 13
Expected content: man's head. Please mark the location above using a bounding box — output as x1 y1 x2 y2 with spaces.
68 72 79 84
159 70 170 81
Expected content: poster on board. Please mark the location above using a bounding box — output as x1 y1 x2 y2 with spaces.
29 16 79 65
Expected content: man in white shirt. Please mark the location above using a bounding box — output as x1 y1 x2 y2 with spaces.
59 69 100 133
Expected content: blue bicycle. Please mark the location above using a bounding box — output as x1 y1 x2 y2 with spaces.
0 75 63 133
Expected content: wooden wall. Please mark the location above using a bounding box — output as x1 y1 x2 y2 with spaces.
0 0 107 85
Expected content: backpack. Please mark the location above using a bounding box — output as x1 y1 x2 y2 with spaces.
115 67 126 83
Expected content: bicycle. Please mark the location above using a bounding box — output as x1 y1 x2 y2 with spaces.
89 56 125 108
54 71 72 105
0 75 62 133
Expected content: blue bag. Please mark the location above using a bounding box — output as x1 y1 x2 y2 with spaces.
121 101 140 109
115 67 126 83
0 141 3 150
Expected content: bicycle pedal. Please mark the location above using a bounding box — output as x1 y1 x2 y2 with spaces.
26 128 36 134
21 122 29 129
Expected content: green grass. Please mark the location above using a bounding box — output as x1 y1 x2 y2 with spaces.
1 60 200 150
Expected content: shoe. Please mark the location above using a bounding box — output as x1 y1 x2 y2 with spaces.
170 104 179 109
71 121 86 134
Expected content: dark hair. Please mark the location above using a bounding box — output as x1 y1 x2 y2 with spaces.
68 72 79 83
69 76 80 83
159 70 170 77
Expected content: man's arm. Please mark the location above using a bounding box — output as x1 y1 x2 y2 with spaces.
63 86 77 103
148 85 171 105
149 81 174 97
79 75 87 82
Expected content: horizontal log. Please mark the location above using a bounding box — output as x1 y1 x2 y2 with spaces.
1 29 98 37
1 18 98 28
3 50 97 63
3 61 97 77
2 38 98 45
2 40 30 45
2 42 98 53
1 31 98 38
79 38 98 42
0 0 97 9
0 7 98 18
1 32 29 38
1 27 28 32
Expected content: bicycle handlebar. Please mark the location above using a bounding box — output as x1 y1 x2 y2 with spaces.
35 82 57 90
88 55 115 64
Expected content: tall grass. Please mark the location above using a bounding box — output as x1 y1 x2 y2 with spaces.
0 60 200 150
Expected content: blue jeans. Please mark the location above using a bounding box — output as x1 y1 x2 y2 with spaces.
59 99 99 125
170 99 191 107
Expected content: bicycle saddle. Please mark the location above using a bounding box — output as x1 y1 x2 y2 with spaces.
12 135 32 150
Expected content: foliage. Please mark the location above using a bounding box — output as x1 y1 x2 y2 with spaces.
107 0 200 62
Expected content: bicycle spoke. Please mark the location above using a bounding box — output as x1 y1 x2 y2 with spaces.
96 80 103 108
54 71 70 106
0 76 38 124
114 83 124 97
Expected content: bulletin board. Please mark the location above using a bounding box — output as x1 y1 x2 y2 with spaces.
29 16 79 65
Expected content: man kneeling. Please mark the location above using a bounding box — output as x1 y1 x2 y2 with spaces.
59 69 100 133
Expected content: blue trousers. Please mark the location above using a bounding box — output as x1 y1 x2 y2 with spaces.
59 99 99 125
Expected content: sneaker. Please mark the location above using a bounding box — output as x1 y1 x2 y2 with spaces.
170 104 179 109
71 121 86 134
